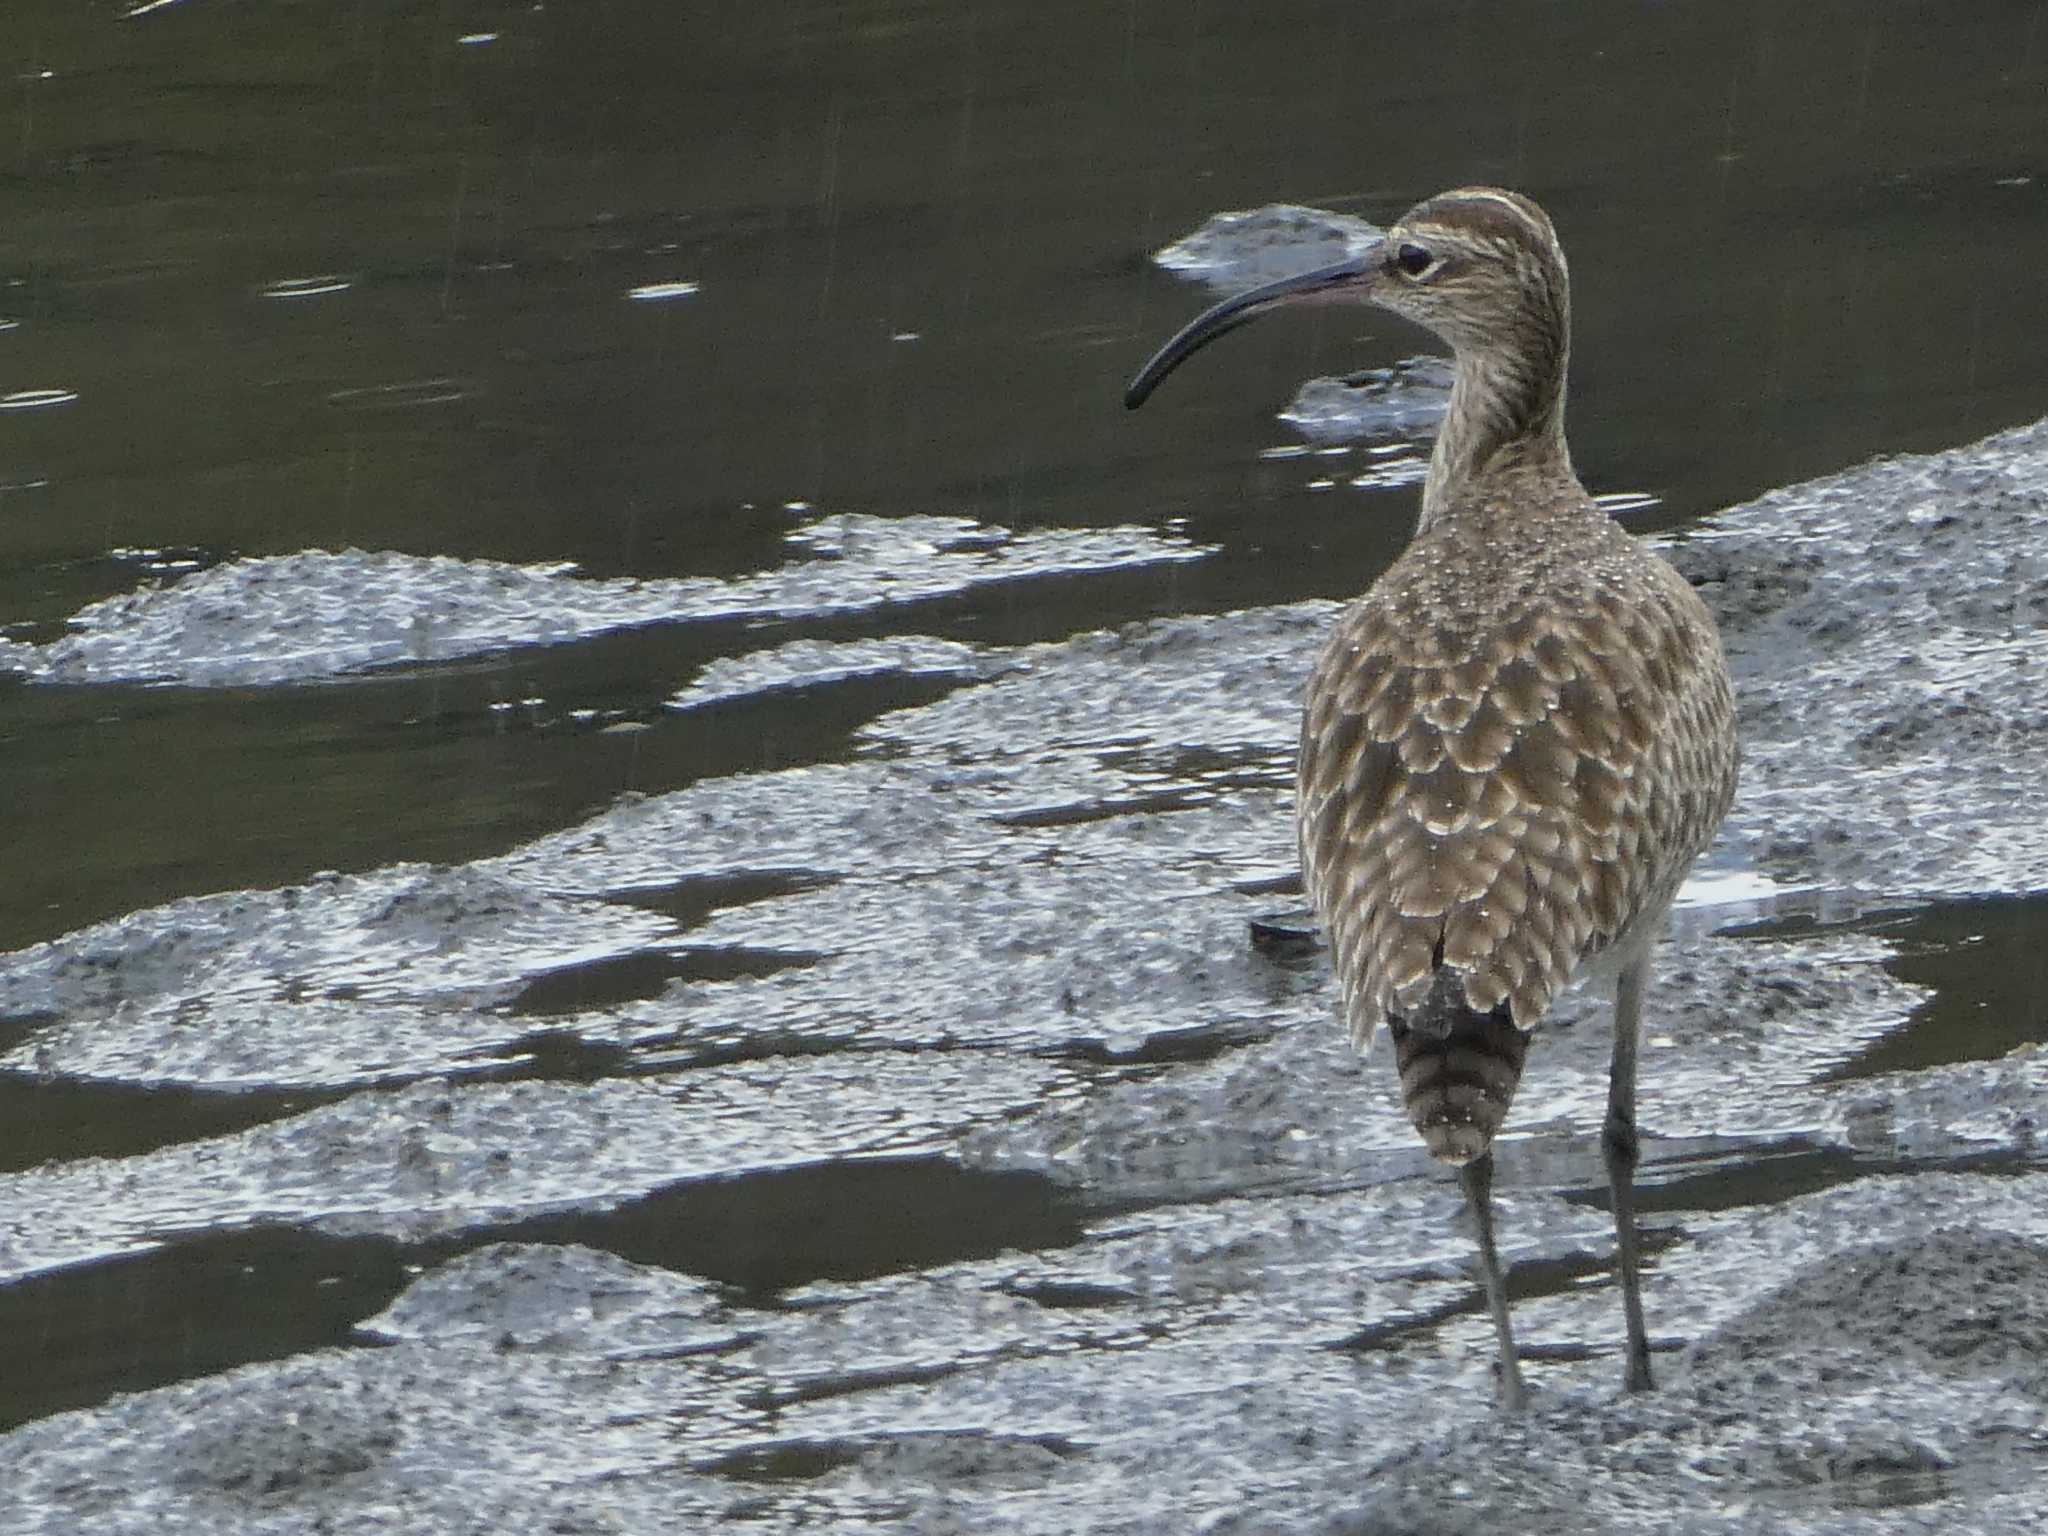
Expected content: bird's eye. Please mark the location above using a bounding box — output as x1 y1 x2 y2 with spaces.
1395 243 1435 278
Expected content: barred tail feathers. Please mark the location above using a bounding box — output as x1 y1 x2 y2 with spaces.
1386 969 1530 1165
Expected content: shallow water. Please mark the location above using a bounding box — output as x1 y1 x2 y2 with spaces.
2 3 2048 1530
4 0 2047 943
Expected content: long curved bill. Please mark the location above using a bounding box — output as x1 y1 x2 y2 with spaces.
1124 244 1383 410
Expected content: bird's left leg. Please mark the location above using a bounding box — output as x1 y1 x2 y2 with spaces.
1460 1150 1526 1411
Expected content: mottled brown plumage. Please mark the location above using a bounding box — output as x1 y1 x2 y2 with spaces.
1299 458 1737 1159
1129 186 1739 1407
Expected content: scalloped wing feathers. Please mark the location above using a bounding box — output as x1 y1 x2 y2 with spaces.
1297 498 1737 1054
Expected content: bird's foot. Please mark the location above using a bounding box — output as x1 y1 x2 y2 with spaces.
1497 1359 1528 1413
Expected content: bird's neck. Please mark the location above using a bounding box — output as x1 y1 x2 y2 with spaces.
1420 332 1573 527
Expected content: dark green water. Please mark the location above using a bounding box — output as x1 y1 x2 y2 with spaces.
3 0 2045 948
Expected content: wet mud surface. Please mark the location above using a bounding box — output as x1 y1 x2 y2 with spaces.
2 409 2047 1531
0 515 1201 688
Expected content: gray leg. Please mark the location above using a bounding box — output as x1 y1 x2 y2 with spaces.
1607 950 1653 1392
1459 1150 1526 1411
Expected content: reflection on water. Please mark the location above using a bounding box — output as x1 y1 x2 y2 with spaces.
625 280 700 303
257 275 354 301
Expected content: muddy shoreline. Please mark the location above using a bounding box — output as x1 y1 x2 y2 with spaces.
2 419 2047 1532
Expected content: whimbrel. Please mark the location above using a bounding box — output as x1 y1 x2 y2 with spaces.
1127 189 1738 1407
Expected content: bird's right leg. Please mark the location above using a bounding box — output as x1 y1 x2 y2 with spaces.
1606 949 1653 1392
1459 1150 1526 1411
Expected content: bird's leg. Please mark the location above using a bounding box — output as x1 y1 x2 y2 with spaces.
1459 1150 1526 1411
1606 950 1652 1392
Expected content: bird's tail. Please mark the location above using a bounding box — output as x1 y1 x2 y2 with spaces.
1386 971 1529 1165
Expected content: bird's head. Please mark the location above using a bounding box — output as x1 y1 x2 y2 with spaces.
1125 186 1569 409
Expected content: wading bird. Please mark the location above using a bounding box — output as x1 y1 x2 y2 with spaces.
1126 188 1737 1407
